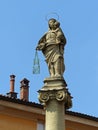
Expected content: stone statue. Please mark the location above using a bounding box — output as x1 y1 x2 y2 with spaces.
36 18 66 77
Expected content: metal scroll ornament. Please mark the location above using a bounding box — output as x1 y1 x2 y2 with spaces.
33 50 40 74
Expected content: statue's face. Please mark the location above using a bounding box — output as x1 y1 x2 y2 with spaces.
49 19 57 30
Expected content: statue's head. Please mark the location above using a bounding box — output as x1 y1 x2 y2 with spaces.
48 18 60 30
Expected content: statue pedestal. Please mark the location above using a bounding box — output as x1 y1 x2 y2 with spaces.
42 77 67 90
38 77 72 130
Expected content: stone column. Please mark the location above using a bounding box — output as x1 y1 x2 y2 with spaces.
38 77 72 130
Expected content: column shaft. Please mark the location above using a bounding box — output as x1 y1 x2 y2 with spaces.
46 100 65 130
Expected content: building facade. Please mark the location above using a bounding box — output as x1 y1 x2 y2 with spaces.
0 75 98 130
0 94 98 130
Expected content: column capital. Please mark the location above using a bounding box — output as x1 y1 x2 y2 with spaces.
38 77 72 109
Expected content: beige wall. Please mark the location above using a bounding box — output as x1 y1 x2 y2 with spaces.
1 114 98 130
0 101 45 130
0 113 37 130
66 120 98 130
0 111 98 130
0 100 97 130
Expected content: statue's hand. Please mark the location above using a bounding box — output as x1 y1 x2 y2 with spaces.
36 46 39 50
36 43 45 50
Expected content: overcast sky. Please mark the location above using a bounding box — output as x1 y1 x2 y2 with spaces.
0 0 98 117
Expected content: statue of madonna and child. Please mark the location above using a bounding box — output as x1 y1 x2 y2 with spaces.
36 18 66 78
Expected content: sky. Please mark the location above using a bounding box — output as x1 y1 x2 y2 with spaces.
0 0 98 117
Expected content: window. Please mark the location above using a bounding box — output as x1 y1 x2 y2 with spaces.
37 122 45 130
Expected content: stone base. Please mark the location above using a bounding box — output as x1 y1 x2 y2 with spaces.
42 77 67 90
